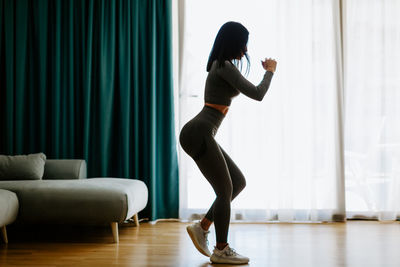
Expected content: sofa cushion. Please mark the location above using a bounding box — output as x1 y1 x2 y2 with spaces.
43 160 87 180
0 153 47 180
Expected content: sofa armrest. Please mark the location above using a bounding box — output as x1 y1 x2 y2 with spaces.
43 160 87 180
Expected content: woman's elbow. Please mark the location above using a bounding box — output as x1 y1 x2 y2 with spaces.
256 93 266 101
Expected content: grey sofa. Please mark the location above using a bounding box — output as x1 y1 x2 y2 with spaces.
0 159 148 243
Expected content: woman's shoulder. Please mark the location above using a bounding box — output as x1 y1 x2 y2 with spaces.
215 59 234 66
211 60 236 71
212 60 240 77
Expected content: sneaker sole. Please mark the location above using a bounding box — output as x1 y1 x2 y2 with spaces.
186 226 211 257
210 255 249 265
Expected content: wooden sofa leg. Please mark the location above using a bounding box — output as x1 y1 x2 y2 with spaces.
133 213 140 227
110 222 119 243
1 226 8 244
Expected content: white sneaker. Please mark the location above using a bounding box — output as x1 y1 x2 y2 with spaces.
186 222 211 257
210 245 250 265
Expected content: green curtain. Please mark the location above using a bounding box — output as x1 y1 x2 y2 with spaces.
0 0 179 220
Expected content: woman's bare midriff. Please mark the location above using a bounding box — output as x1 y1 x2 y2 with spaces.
205 102 229 115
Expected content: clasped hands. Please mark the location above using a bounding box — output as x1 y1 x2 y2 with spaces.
261 58 277 73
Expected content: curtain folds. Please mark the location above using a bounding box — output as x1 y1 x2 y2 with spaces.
0 0 179 220
179 0 346 222
178 0 400 222
344 0 400 220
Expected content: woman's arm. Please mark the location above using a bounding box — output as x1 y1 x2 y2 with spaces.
216 60 276 101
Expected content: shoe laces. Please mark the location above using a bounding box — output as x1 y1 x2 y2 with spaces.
224 246 237 256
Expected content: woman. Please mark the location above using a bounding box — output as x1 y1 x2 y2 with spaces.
179 21 277 265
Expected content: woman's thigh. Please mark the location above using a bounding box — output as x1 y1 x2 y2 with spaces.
194 137 233 198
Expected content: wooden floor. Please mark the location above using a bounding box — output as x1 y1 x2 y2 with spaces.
1 221 400 267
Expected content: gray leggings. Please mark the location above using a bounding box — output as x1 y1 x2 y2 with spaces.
179 105 246 243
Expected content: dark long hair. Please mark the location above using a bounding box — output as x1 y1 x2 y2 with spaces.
206 21 250 73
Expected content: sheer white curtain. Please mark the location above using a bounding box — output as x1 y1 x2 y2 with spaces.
178 0 346 222
344 0 400 220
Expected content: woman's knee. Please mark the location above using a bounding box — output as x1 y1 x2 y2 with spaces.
216 184 233 203
233 176 246 195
